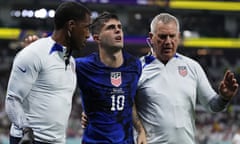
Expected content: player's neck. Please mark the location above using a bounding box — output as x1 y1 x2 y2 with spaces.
99 49 123 68
51 30 67 47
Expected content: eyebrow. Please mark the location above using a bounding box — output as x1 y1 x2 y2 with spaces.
158 34 176 39
105 24 122 29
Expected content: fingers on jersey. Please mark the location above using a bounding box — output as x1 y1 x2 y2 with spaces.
81 112 88 129
19 127 34 144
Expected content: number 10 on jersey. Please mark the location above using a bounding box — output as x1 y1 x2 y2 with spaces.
111 95 125 111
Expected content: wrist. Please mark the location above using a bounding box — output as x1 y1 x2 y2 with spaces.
19 127 34 144
137 127 146 134
23 127 32 134
220 95 231 102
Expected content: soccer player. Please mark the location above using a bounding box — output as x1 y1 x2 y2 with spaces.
75 12 146 144
136 13 239 144
5 2 91 144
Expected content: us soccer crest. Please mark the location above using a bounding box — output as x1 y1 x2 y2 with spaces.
178 66 187 77
111 72 122 87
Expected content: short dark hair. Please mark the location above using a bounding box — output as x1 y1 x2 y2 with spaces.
54 2 91 30
90 11 119 35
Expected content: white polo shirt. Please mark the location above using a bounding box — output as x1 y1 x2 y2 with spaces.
136 53 216 144
6 37 77 143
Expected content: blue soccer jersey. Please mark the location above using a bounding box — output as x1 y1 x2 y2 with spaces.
75 51 142 144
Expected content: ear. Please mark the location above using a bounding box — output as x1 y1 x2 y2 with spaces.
177 32 181 45
148 32 154 44
178 32 181 40
67 20 75 32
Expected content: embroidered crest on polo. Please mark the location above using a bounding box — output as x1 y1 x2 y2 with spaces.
110 72 122 87
178 66 188 77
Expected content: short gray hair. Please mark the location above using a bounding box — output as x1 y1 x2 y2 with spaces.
150 13 180 34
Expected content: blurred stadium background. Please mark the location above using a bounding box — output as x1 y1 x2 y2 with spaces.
0 0 240 144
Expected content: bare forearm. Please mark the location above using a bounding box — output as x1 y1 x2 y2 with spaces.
132 103 145 133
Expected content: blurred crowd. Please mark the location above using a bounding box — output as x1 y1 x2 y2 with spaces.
195 107 240 144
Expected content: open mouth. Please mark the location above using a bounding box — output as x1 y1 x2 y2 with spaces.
115 36 122 41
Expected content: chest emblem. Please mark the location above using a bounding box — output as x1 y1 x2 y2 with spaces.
111 72 122 87
178 66 188 77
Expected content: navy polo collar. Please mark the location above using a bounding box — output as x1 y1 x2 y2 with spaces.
49 43 64 54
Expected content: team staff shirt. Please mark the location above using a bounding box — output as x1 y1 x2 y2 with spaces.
6 37 77 144
137 53 217 144
75 51 142 144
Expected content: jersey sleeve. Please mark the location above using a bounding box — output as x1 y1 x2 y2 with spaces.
195 62 217 111
5 50 41 128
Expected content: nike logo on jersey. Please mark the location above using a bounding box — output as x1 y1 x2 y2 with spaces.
17 66 26 73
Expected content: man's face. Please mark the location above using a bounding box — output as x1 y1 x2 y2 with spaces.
71 13 91 50
150 21 180 63
97 19 124 51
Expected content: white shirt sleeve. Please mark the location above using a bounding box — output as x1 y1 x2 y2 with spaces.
195 62 219 112
5 50 41 128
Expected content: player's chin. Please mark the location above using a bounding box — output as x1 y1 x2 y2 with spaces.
114 43 124 49
77 42 87 50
